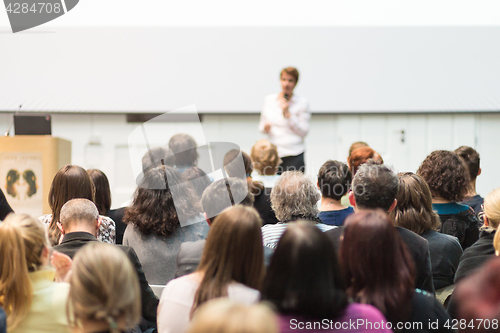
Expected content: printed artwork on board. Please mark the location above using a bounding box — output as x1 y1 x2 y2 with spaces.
0 152 43 216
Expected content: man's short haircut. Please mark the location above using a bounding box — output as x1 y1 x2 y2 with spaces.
142 147 174 172
168 134 199 167
352 161 398 211
60 198 99 229
270 171 320 222
455 146 480 181
280 67 299 83
317 160 352 201
201 178 254 223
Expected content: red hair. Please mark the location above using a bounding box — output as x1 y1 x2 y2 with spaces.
348 147 375 175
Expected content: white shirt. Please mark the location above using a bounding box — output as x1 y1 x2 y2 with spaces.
157 274 260 333
258 93 310 157
261 222 336 249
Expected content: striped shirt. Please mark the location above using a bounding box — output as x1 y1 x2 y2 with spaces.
262 222 337 249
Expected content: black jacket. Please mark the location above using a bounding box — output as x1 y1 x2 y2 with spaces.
324 226 435 294
454 229 496 283
54 232 159 325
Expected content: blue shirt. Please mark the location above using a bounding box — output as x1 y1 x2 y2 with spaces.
319 206 354 226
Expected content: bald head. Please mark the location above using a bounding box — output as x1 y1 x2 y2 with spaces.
60 199 100 234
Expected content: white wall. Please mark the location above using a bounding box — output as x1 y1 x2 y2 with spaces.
0 113 496 209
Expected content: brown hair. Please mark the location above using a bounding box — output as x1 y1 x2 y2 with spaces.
125 165 201 236
87 169 111 215
280 67 299 83
455 146 480 181
340 210 415 326
67 243 141 333
348 141 369 158
348 147 375 175
48 165 96 246
224 149 264 196
317 160 352 201
417 150 470 202
0 214 48 329
168 134 199 167
192 205 265 315
251 139 280 176
389 172 441 235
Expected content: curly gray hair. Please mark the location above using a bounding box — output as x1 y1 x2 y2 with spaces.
270 171 320 222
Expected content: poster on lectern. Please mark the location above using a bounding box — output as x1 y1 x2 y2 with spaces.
0 152 43 217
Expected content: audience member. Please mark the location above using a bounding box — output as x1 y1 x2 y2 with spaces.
0 189 13 221
39 164 115 246
87 169 127 244
67 243 141 333
262 171 335 249
455 146 484 216
454 187 500 283
263 222 390 333
0 214 70 333
454 257 500 333
175 178 254 278
347 147 375 176
123 165 207 285
348 141 369 158
225 148 278 225
158 206 264 333
53 198 158 327
142 146 175 171
188 299 278 333
0 306 5 333
389 172 462 291
251 139 281 187
169 134 199 173
325 161 435 293
340 211 452 332
182 166 212 200
417 150 481 249
317 160 354 226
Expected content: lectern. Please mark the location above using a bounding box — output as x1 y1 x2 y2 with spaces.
0 136 71 216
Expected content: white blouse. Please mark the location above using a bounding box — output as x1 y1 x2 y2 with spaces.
258 93 310 157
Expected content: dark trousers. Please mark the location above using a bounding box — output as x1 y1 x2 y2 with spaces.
278 153 305 174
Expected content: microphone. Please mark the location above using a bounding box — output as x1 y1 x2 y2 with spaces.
4 104 21 136
284 94 289 101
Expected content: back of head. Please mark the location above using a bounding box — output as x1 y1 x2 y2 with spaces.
189 299 278 333
270 171 320 222
48 165 96 245
348 141 369 158
142 146 175 172
484 187 500 230
251 139 280 176
417 150 470 202
68 243 140 333
201 178 254 223
352 161 398 211
0 214 48 329
125 165 201 235
183 166 212 199
60 198 99 232
317 160 352 201
194 206 264 314
340 210 415 324
455 146 480 182
262 222 347 319
169 134 198 167
348 147 375 175
389 172 441 235
87 169 111 215
223 150 253 178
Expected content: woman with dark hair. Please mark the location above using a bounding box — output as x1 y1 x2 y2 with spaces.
87 169 128 245
123 165 207 285
341 211 452 332
39 165 115 246
157 205 264 333
389 172 463 292
169 133 199 173
417 150 481 250
262 222 389 333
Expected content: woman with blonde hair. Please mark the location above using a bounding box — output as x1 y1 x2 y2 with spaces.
455 187 500 282
0 214 70 333
158 205 265 333
188 299 278 333
66 242 141 333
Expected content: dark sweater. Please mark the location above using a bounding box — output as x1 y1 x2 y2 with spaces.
454 229 496 283
433 203 481 250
